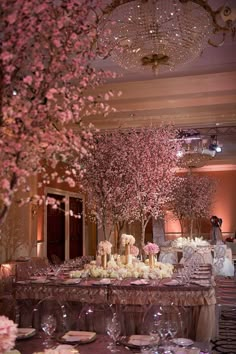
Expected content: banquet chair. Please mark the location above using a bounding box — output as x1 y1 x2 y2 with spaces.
142 304 189 339
182 245 195 262
159 249 178 264
74 303 113 334
213 244 234 276
32 296 69 335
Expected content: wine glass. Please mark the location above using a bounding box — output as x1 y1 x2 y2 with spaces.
41 314 57 348
106 312 121 353
167 321 178 341
148 313 161 354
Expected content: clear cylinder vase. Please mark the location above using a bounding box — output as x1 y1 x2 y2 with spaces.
125 244 131 265
149 254 155 268
101 254 107 269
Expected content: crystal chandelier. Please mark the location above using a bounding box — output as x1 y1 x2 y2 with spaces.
99 0 235 74
176 131 217 168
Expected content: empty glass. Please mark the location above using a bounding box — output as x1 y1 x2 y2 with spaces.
106 312 121 352
41 314 57 348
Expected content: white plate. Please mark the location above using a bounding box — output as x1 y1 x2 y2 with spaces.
62 279 81 285
172 338 194 346
130 280 150 286
164 279 179 286
17 328 36 340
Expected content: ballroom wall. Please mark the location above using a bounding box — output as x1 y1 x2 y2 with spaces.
165 168 236 238
1 167 236 262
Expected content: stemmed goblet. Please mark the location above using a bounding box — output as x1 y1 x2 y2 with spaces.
106 312 121 353
41 314 57 348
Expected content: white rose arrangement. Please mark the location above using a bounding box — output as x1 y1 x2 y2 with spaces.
0 315 18 354
97 240 112 255
121 234 136 246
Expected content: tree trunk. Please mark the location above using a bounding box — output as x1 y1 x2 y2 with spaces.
179 218 184 236
190 218 193 239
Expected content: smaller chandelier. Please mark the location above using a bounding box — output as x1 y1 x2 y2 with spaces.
176 130 221 168
99 0 235 74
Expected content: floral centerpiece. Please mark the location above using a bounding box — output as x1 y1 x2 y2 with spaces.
143 242 160 268
171 237 209 249
121 234 136 264
97 240 112 268
70 260 173 280
0 315 18 353
130 245 139 257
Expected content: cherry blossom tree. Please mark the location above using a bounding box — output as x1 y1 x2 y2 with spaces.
81 131 133 245
170 173 217 237
0 0 116 224
121 126 179 248
82 126 179 249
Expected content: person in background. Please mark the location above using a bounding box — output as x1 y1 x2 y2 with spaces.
210 215 223 244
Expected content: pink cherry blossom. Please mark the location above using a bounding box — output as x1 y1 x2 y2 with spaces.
170 173 217 237
0 0 118 223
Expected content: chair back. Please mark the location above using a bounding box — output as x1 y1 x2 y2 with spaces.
214 244 227 274
159 250 178 264
32 296 69 334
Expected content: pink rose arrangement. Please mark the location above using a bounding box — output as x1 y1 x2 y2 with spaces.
0 315 18 353
97 240 112 256
143 242 160 255
130 245 139 257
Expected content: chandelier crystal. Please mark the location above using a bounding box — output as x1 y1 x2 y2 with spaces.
99 0 235 74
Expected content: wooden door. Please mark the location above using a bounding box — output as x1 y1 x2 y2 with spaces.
46 193 65 262
69 197 83 259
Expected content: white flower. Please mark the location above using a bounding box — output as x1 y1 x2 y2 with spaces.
121 234 136 246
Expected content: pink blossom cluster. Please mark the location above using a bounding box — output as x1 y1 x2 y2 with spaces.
143 242 160 255
170 174 217 235
0 315 18 353
82 126 179 246
121 234 136 246
0 0 118 224
130 245 139 257
97 240 112 256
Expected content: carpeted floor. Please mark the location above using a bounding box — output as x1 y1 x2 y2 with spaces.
211 274 236 354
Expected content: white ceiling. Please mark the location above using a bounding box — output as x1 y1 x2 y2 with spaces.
85 0 236 167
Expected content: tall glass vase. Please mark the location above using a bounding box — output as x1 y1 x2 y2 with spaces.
149 254 155 268
125 244 132 265
101 254 107 269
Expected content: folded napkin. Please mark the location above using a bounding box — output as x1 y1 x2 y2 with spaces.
130 279 150 285
62 331 96 342
92 278 111 285
128 335 153 346
17 328 36 337
164 279 179 286
63 279 81 285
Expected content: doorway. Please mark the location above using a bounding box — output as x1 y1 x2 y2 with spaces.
44 188 84 261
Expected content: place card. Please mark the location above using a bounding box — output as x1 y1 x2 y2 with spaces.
62 330 96 343
128 335 153 346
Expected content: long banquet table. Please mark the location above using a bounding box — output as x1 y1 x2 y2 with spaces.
15 274 216 342
15 334 211 354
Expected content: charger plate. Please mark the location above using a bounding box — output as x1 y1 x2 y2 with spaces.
172 338 194 346
120 335 155 348
57 331 96 345
17 328 36 340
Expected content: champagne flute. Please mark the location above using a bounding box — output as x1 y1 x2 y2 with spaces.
41 314 57 348
106 313 121 353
